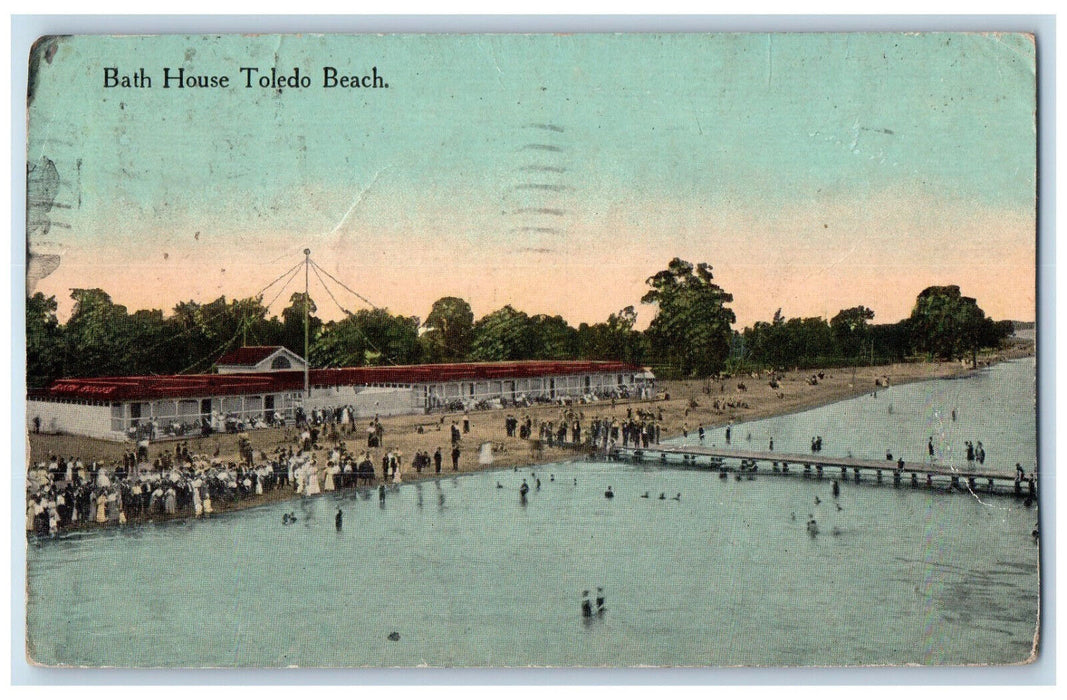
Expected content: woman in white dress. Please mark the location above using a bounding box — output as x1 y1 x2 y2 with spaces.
191 478 203 516
323 463 336 492
95 492 108 523
305 461 321 496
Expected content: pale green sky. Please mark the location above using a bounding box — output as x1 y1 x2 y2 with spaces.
27 33 1036 327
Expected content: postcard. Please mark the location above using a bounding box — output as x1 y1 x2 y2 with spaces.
23 31 1038 668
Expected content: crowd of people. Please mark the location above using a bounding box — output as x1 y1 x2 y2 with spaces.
502 405 665 453
25 419 465 537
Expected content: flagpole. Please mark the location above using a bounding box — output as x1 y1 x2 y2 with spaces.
304 248 310 398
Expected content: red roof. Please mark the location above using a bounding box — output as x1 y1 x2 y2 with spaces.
215 346 295 366
35 360 645 402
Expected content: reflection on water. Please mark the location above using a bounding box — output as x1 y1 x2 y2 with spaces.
26 360 1038 667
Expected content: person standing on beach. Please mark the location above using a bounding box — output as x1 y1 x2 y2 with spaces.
434 447 442 474
451 445 461 471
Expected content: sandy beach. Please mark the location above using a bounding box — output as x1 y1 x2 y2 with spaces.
27 338 1033 525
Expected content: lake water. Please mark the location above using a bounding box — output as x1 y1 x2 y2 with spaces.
25 359 1039 668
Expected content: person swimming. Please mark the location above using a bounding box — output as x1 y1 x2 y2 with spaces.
536 478 541 490
282 513 291 524
672 493 681 501
581 591 593 618
604 486 614 498
335 508 343 530
496 482 504 489
596 587 606 613
641 491 650 499
806 517 818 536
814 496 821 505
550 474 555 482
378 484 386 503
659 493 666 500
832 480 840 498
520 480 529 497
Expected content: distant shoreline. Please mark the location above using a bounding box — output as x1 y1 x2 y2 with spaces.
27 340 1033 533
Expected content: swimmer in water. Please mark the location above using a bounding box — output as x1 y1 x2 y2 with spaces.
832 480 840 498
605 486 614 498
672 493 681 501
659 493 666 500
282 513 290 524
596 587 606 613
814 496 821 505
335 508 343 530
550 474 555 482
378 484 386 502
641 491 650 498
496 482 503 489
520 480 529 497
581 591 593 618
536 478 541 490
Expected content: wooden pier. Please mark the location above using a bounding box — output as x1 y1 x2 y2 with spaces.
610 444 1037 499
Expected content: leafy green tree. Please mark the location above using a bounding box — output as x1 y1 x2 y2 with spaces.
641 258 736 376
528 314 580 360
312 309 421 367
280 292 321 361
420 296 474 362
907 285 998 366
830 305 876 359
469 305 535 361
62 288 132 377
577 306 645 364
26 292 63 387
743 312 836 369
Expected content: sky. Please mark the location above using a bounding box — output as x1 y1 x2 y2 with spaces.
25 32 1036 329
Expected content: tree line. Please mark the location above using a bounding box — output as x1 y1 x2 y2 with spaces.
26 258 1015 388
